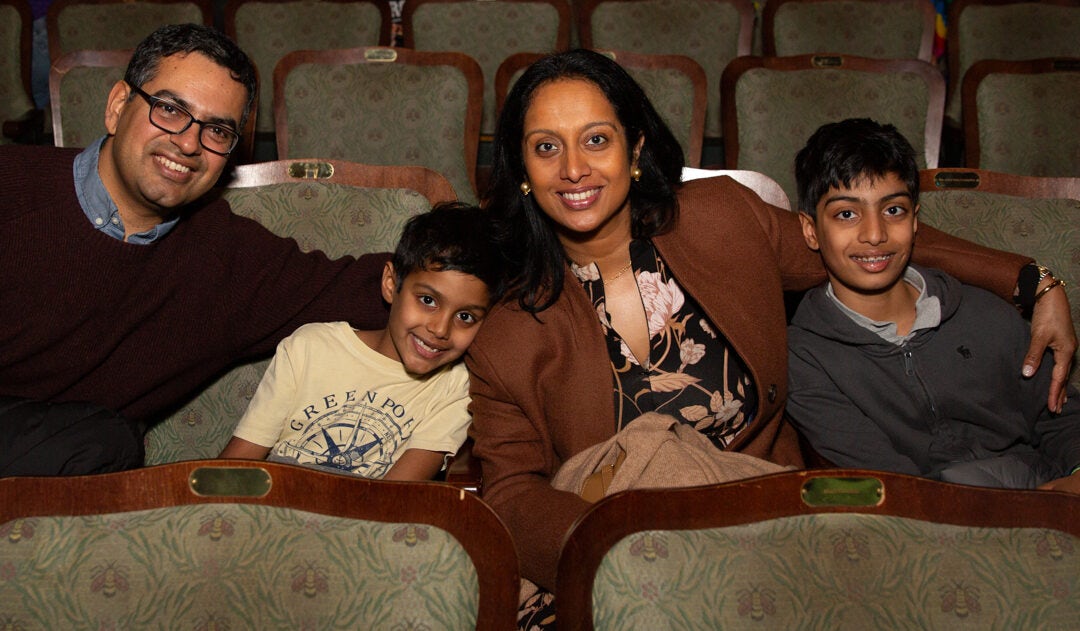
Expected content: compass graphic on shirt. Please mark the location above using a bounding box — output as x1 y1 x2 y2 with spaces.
275 401 404 478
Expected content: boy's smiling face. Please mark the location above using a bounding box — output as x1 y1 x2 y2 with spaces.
800 172 919 308
375 263 491 376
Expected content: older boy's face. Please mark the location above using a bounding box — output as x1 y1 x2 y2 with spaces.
800 172 918 307
376 263 491 376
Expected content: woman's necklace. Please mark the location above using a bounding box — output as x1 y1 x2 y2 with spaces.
606 261 634 282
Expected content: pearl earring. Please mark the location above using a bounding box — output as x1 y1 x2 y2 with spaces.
631 167 642 182
520 181 532 195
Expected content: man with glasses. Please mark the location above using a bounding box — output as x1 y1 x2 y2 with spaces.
0 24 389 476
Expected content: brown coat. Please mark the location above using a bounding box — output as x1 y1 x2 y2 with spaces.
465 176 1028 589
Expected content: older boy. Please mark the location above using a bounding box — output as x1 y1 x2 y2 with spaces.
220 203 505 481
786 118 1080 492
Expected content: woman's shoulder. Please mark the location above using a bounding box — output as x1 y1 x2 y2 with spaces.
471 283 595 352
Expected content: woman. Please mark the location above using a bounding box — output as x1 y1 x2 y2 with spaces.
467 50 1076 610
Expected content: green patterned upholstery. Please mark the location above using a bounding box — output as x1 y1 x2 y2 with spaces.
276 51 481 203
622 58 705 168
918 186 1080 389
970 69 1080 177
0 460 519 628
582 0 752 139
229 0 387 135
406 0 569 137
48 0 210 61
946 2 1080 127
0 2 34 146
0 505 480 628
591 515 1080 628
724 58 943 204
49 51 129 149
559 470 1080 630
145 170 436 465
767 0 934 61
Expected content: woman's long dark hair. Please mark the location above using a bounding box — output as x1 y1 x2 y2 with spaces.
485 49 685 314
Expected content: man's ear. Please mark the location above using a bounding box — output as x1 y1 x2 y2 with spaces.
799 212 820 250
912 203 919 234
380 262 397 304
103 80 132 136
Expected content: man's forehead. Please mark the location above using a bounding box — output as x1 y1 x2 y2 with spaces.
143 52 247 121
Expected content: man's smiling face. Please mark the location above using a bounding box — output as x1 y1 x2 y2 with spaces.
99 51 247 225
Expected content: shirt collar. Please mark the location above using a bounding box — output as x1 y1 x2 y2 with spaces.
73 136 180 244
826 266 942 345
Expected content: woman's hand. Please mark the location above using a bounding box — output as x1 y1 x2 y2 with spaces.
1023 282 1076 413
1037 470 1080 494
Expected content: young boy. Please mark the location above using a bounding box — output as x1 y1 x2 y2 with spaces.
219 202 505 481
786 118 1080 492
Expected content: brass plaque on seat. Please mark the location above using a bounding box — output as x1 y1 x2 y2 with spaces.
365 48 398 63
288 161 335 179
189 467 272 497
812 55 844 68
801 476 884 507
933 171 981 189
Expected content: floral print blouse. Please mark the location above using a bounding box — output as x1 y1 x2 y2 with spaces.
570 239 758 449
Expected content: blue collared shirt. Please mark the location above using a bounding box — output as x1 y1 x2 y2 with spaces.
73 136 179 244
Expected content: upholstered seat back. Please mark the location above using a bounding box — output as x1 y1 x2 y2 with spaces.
0 504 480 628
590 513 1080 628
722 55 945 204
47 0 212 62
765 0 935 61
579 0 753 139
49 49 130 148
0 0 34 146
404 0 570 137
918 172 1080 389
610 50 707 168
275 48 482 203
558 469 1080 630
945 1 1080 127
0 460 519 628
964 60 1080 177
227 0 390 136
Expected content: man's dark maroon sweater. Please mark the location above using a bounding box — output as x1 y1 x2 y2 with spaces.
0 145 390 423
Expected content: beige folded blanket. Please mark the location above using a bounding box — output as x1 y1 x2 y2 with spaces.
519 413 793 606
552 411 790 498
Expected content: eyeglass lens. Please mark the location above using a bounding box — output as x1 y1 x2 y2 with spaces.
148 100 238 155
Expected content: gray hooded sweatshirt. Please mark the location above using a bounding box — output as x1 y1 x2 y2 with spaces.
787 265 1080 488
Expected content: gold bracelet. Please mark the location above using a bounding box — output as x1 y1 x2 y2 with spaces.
1034 278 1066 303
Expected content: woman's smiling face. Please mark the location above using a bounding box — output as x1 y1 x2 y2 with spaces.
521 78 642 243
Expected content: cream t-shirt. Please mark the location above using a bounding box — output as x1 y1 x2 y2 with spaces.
231 322 471 479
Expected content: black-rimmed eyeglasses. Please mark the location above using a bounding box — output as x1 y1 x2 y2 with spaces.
128 83 240 156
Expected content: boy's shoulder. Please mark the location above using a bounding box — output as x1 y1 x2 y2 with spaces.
279 321 357 353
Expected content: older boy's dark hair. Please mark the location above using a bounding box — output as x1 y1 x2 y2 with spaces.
125 23 258 130
391 202 507 302
795 118 920 217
